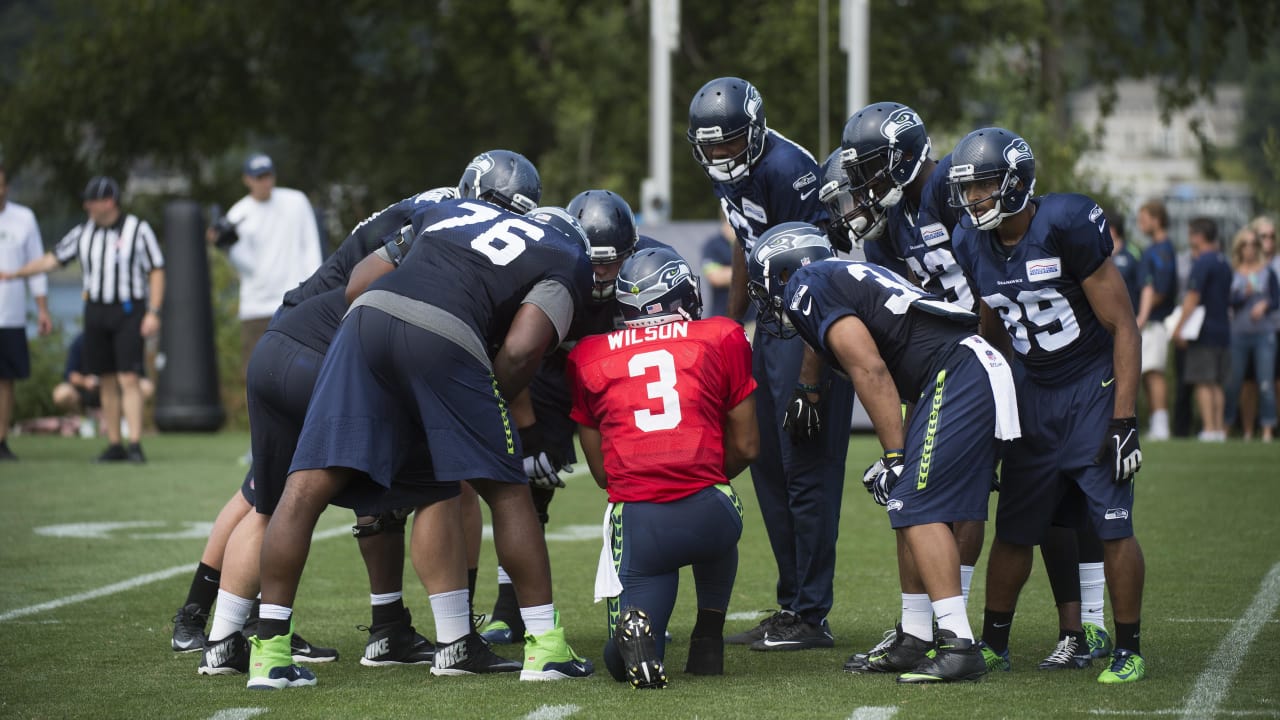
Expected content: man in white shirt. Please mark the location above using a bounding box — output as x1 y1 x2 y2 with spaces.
0 164 52 460
210 154 322 375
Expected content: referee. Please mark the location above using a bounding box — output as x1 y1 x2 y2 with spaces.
1 176 165 462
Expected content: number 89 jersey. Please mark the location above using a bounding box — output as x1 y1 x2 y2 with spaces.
952 194 1113 384
566 317 756 504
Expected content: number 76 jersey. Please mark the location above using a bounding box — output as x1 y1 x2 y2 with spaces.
952 193 1114 384
567 317 756 504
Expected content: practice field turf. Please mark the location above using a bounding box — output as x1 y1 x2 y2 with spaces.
0 433 1276 719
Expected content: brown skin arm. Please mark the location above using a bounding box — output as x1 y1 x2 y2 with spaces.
345 252 396 305
1082 258 1141 418
0 251 58 281
722 393 759 479
493 303 558 400
579 424 607 489
978 300 1014 361
727 241 750 322
825 315 904 452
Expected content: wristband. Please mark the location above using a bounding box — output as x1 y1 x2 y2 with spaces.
883 448 905 460
796 382 823 394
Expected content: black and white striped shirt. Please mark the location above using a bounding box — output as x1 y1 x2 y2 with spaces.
55 214 164 304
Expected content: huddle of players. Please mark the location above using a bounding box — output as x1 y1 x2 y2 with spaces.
170 74 1147 692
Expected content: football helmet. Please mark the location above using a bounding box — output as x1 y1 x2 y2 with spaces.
946 127 1036 231
819 149 884 252
457 150 541 215
528 206 590 253
839 102 930 212
747 222 833 339
567 189 639 301
687 77 767 185
615 247 703 328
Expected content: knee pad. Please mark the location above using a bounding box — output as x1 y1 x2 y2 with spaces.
351 507 413 538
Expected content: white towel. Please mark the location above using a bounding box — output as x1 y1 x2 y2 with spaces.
959 336 1021 441
593 502 623 603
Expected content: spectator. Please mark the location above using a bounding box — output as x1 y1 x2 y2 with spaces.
699 215 736 318
1 176 164 462
0 162 51 460
1172 217 1233 442
1108 210 1141 311
1134 199 1178 440
1243 215 1279 430
1224 227 1278 442
208 154 322 376
51 332 154 422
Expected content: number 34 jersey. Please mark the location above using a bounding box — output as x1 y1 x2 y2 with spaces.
567 317 756 504
952 193 1113 385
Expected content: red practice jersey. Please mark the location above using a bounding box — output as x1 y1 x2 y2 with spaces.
567 317 755 503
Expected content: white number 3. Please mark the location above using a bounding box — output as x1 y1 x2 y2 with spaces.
628 349 682 432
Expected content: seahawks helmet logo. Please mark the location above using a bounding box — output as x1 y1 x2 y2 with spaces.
624 260 693 305
1003 139 1033 168
465 153 496 178
744 84 763 123
879 108 920 144
755 231 805 263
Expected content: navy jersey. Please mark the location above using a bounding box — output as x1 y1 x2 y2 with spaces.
1138 237 1178 321
267 287 347 354
282 187 454 308
862 234 912 278
954 194 1113 384
373 199 592 349
714 130 828 253
1187 250 1233 347
1112 244 1141 311
781 259 976 401
887 154 977 312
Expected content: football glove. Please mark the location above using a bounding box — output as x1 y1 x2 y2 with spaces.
1094 416 1141 484
783 388 822 445
518 422 567 490
862 449 905 506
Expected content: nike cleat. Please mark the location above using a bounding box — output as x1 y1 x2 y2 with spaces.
1038 634 1091 670
361 609 435 667
843 626 899 672
1084 622 1113 660
289 632 338 663
429 632 522 676
726 610 792 645
1097 648 1146 684
845 624 931 673
978 640 1011 672
520 626 594 681
246 633 317 690
897 631 987 684
479 618 523 645
199 633 250 675
171 603 209 653
749 614 834 651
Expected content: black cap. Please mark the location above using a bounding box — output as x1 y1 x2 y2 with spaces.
83 176 120 201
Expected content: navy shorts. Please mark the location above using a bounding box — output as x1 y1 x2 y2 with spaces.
887 345 998 529
996 359 1136 544
0 327 30 379
290 306 525 490
82 302 145 375
248 329 446 515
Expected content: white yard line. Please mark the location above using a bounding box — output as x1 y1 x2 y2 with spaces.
207 709 268 720
1091 711 1280 717
0 524 350 623
519 705 581 720
1179 562 1280 720
847 708 899 720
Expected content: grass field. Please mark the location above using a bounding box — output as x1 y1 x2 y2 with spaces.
0 432 1277 719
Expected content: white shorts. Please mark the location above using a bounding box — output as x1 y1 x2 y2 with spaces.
1141 322 1169 374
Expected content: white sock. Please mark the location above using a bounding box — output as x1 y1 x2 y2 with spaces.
932 595 973 641
1079 562 1107 627
258 603 292 622
520 603 556 636
960 565 975 607
901 593 933 642
208 590 255 642
370 591 402 606
496 566 512 585
1151 410 1169 434
429 589 472 644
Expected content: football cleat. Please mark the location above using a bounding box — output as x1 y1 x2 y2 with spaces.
725 610 791 645
1097 648 1146 684
978 640 1011 672
520 626 594 681
1084 622 1113 660
429 632 521 676
171 603 209 653
684 634 724 676
246 633 318 690
845 624 931 673
614 608 668 689
749 614 834 651
360 610 435 667
897 631 987 684
479 618 524 645
289 632 338 663
843 626 898 672
1038 634 1092 670
199 633 250 675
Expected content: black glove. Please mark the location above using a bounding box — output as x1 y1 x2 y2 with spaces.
783 388 822 445
1094 416 1141 484
862 450 905 506
518 423 567 490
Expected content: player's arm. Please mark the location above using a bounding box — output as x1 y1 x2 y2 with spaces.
727 242 749 322
578 424 607 490
494 303 559 400
978 299 1014 361
1082 259 1140 419
824 315 904 452
345 250 396 305
722 393 759 479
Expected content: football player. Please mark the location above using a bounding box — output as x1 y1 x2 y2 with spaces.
568 246 758 688
687 76 854 650
748 223 1018 683
948 128 1146 684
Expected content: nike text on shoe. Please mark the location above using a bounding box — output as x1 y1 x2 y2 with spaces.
171 603 209 653
479 618 522 645
1097 648 1146 684
289 632 338 663
978 640 1011 672
520 626 594 681
843 626 899 672
361 612 435 667
845 624 930 673
429 632 522 676
725 610 791 645
199 633 250 675
685 634 724 676
897 631 987 684
246 634 318 690
1038 635 1092 670
614 608 668 689
1084 622 1113 660
749 614 834 651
